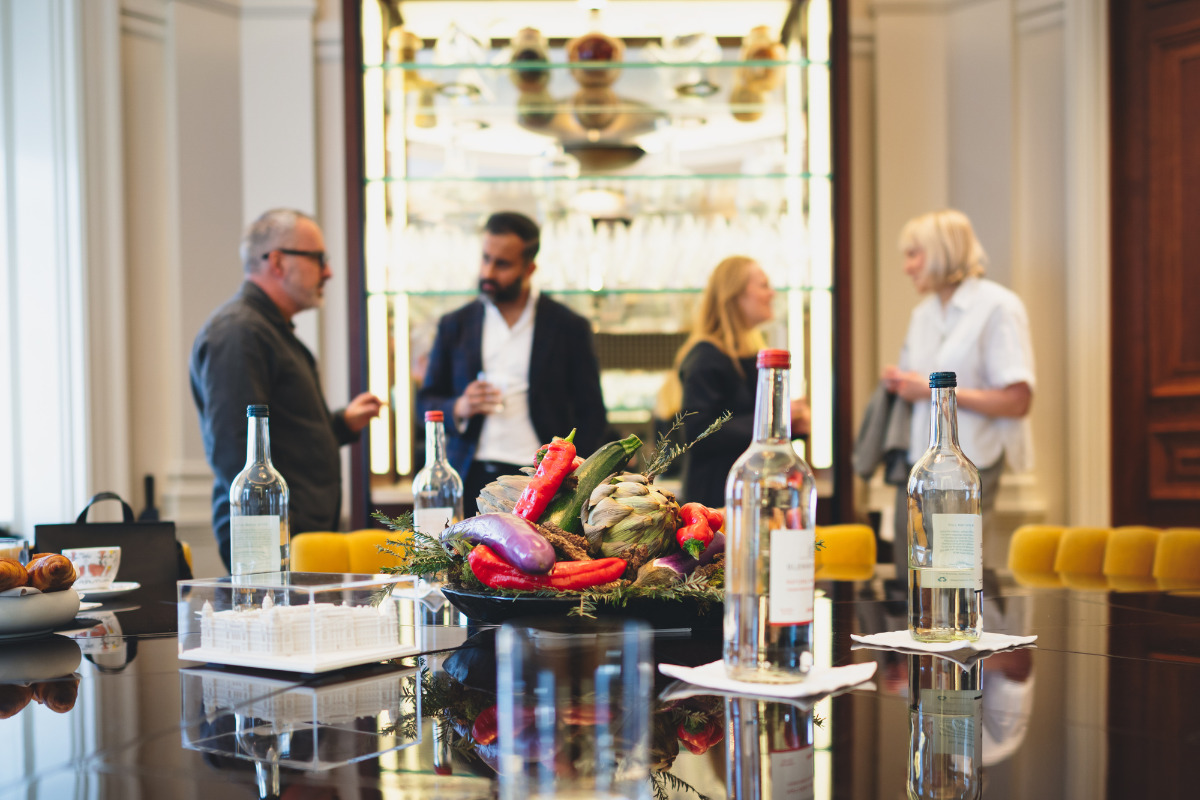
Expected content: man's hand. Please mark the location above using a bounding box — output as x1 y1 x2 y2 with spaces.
453 380 501 423
791 398 811 435
345 393 384 433
882 366 927 402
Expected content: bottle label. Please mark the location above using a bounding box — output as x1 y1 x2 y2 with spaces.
769 528 814 625
231 515 281 574
415 507 454 536
769 745 814 799
931 514 982 590
918 689 982 755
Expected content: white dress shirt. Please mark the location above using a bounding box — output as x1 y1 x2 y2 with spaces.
473 288 543 466
900 277 1036 471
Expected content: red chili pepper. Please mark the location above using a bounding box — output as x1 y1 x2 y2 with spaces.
468 544 626 591
472 705 499 745
677 503 716 559
704 508 724 531
676 718 723 755
516 430 577 523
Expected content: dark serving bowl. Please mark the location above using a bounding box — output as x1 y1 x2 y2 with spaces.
441 587 723 630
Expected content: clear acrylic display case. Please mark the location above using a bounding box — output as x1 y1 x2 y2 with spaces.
180 666 421 771
177 572 423 673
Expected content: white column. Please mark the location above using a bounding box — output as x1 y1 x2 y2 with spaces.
241 0 321 357
1064 0 1110 529
0 0 91 535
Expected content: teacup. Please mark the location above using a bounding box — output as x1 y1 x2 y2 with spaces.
63 547 121 591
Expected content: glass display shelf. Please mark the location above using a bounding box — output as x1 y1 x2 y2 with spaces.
364 58 827 71
367 171 829 183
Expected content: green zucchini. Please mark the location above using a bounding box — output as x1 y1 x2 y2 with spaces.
541 434 642 535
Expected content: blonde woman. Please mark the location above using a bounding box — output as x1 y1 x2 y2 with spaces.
883 210 1035 567
676 256 810 506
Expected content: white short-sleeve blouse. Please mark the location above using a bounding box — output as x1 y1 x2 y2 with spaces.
899 277 1036 471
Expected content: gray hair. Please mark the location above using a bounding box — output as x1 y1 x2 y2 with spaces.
240 208 314 274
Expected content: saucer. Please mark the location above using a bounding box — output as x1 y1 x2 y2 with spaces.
76 582 140 600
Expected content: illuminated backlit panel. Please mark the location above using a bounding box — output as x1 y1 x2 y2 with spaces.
387 44 412 477
806 0 833 469
363 0 391 474
784 16 808 435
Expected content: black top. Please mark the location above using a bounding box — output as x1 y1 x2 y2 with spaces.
189 282 358 569
679 341 759 507
417 294 608 478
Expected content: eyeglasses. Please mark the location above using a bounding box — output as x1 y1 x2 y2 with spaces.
263 248 327 268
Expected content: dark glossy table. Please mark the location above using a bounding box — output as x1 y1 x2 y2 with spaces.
2 576 1198 800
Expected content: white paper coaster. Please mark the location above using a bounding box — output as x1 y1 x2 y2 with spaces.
658 659 877 700
850 630 1037 670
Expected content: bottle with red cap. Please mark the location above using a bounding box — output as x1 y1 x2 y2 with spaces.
724 348 817 683
412 410 463 536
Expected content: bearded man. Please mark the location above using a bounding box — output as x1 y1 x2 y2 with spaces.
190 208 382 570
418 211 607 516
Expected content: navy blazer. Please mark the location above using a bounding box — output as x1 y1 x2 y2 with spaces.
418 294 608 476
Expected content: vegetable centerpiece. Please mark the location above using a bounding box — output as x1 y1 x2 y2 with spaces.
376 412 738 617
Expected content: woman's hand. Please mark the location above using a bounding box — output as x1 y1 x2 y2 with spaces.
882 366 928 402
957 382 1033 418
791 398 811 435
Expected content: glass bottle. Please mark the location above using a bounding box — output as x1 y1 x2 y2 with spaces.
725 349 818 683
412 410 463 535
907 654 983 799
726 697 815 800
229 404 289 575
907 372 983 642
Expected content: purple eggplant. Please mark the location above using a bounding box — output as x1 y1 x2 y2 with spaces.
698 532 725 566
633 533 726 587
441 513 556 575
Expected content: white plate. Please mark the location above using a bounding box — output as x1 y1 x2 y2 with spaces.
75 582 140 600
0 589 81 638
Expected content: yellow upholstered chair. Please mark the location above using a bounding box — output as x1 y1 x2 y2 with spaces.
1054 527 1111 590
346 529 410 574
291 532 352 573
1103 526 1161 592
1007 525 1064 588
814 524 876 581
180 541 193 574
1153 528 1200 592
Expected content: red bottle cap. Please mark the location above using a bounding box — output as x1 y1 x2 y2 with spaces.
756 349 791 369
425 411 444 423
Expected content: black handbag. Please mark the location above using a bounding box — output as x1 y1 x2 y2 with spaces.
34 492 193 587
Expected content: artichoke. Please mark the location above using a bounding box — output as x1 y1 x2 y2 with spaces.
474 470 532 515
581 473 680 560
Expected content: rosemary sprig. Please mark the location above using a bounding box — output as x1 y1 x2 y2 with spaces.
642 410 732 482
652 769 712 800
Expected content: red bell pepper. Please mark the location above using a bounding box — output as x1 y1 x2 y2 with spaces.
516 430 577 523
468 544 626 591
677 718 724 755
677 503 717 559
472 705 499 745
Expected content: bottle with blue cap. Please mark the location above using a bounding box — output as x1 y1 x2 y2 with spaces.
907 372 983 642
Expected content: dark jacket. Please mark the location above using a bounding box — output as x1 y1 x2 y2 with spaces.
679 342 759 507
418 294 607 477
189 282 358 568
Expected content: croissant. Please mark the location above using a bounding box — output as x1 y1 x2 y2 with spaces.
0 557 27 592
32 678 79 713
26 554 76 592
0 684 33 719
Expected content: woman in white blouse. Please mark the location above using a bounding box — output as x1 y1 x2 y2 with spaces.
883 209 1035 570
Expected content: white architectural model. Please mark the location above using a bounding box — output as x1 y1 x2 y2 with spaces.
198 595 399 658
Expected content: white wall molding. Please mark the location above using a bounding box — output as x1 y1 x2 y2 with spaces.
1063 0 1110 529
81 0 133 515
850 17 876 55
172 0 241 19
242 0 316 18
315 16 342 62
121 11 167 40
1017 2 1065 33
872 0 997 16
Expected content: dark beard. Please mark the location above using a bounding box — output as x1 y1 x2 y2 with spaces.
479 278 523 303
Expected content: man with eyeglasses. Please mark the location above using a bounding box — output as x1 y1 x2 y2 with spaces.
190 208 383 571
